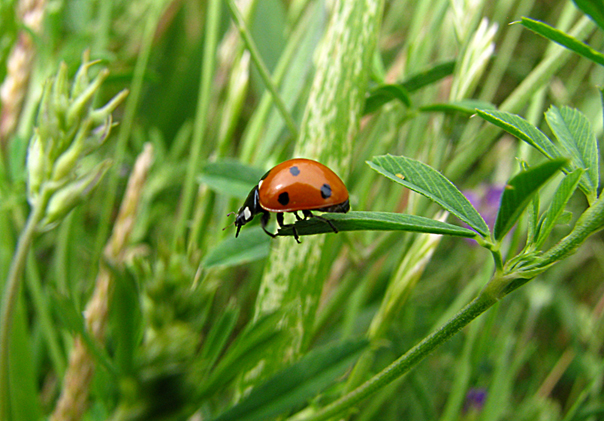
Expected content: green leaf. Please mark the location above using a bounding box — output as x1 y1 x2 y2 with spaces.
199 310 287 398
203 225 271 268
419 99 496 115
199 303 240 372
109 265 142 376
362 60 455 114
53 293 116 375
401 60 456 92
573 0 604 31
277 211 478 238
9 304 42 421
211 339 368 421
364 83 412 114
198 160 266 199
494 159 568 241
520 17 604 67
369 155 489 236
476 109 563 161
546 106 599 203
534 169 583 249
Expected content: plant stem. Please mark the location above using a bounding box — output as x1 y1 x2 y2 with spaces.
94 3 160 268
173 0 221 248
226 0 299 140
530 194 604 270
293 292 497 421
0 189 50 420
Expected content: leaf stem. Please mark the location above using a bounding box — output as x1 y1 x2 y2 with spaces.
0 188 51 420
529 194 604 270
173 0 221 248
292 292 497 421
226 0 299 140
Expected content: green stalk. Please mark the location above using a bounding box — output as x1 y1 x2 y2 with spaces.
292 292 497 421
244 0 384 390
173 0 221 248
94 3 161 264
226 0 299 140
530 194 604 270
446 15 595 180
0 188 51 420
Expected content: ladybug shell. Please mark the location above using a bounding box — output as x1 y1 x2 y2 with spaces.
258 158 348 213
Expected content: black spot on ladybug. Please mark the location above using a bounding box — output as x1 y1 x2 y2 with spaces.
289 166 300 176
321 184 332 199
278 192 290 206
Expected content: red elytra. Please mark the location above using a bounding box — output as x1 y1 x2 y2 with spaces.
233 158 350 243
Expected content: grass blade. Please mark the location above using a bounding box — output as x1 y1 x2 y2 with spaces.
369 155 489 236
199 160 266 199
494 159 567 241
203 226 271 269
364 83 412 114
212 339 368 421
419 99 496 115
363 61 456 114
401 60 456 93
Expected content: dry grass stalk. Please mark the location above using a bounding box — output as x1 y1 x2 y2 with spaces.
0 0 47 146
51 143 154 421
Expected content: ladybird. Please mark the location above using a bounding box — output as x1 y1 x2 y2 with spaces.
233 158 350 243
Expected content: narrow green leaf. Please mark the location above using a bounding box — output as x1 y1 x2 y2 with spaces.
369 155 489 236
545 106 599 203
110 266 142 376
419 99 496 115
520 17 604 67
277 211 478 238
203 226 271 268
534 169 583 249
362 60 456 114
212 339 368 421
494 159 567 241
476 109 562 161
199 310 287 398
200 303 240 372
9 304 42 421
527 193 540 245
198 160 266 199
401 60 456 92
573 0 604 31
53 294 116 375
364 84 412 114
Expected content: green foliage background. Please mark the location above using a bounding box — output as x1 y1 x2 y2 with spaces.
0 0 603 420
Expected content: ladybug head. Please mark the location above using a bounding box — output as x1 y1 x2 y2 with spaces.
234 185 261 237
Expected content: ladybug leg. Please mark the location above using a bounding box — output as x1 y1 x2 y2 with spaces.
261 211 277 238
277 212 300 243
304 210 339 234
293 211 303 221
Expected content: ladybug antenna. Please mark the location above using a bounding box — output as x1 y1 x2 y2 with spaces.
223 211 236 231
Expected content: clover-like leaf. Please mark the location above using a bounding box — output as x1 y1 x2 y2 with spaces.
476 109 562 161
369 155 489 236
521 17 604 67
494 159 567 241
278 211 478 239
545 106 599 203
